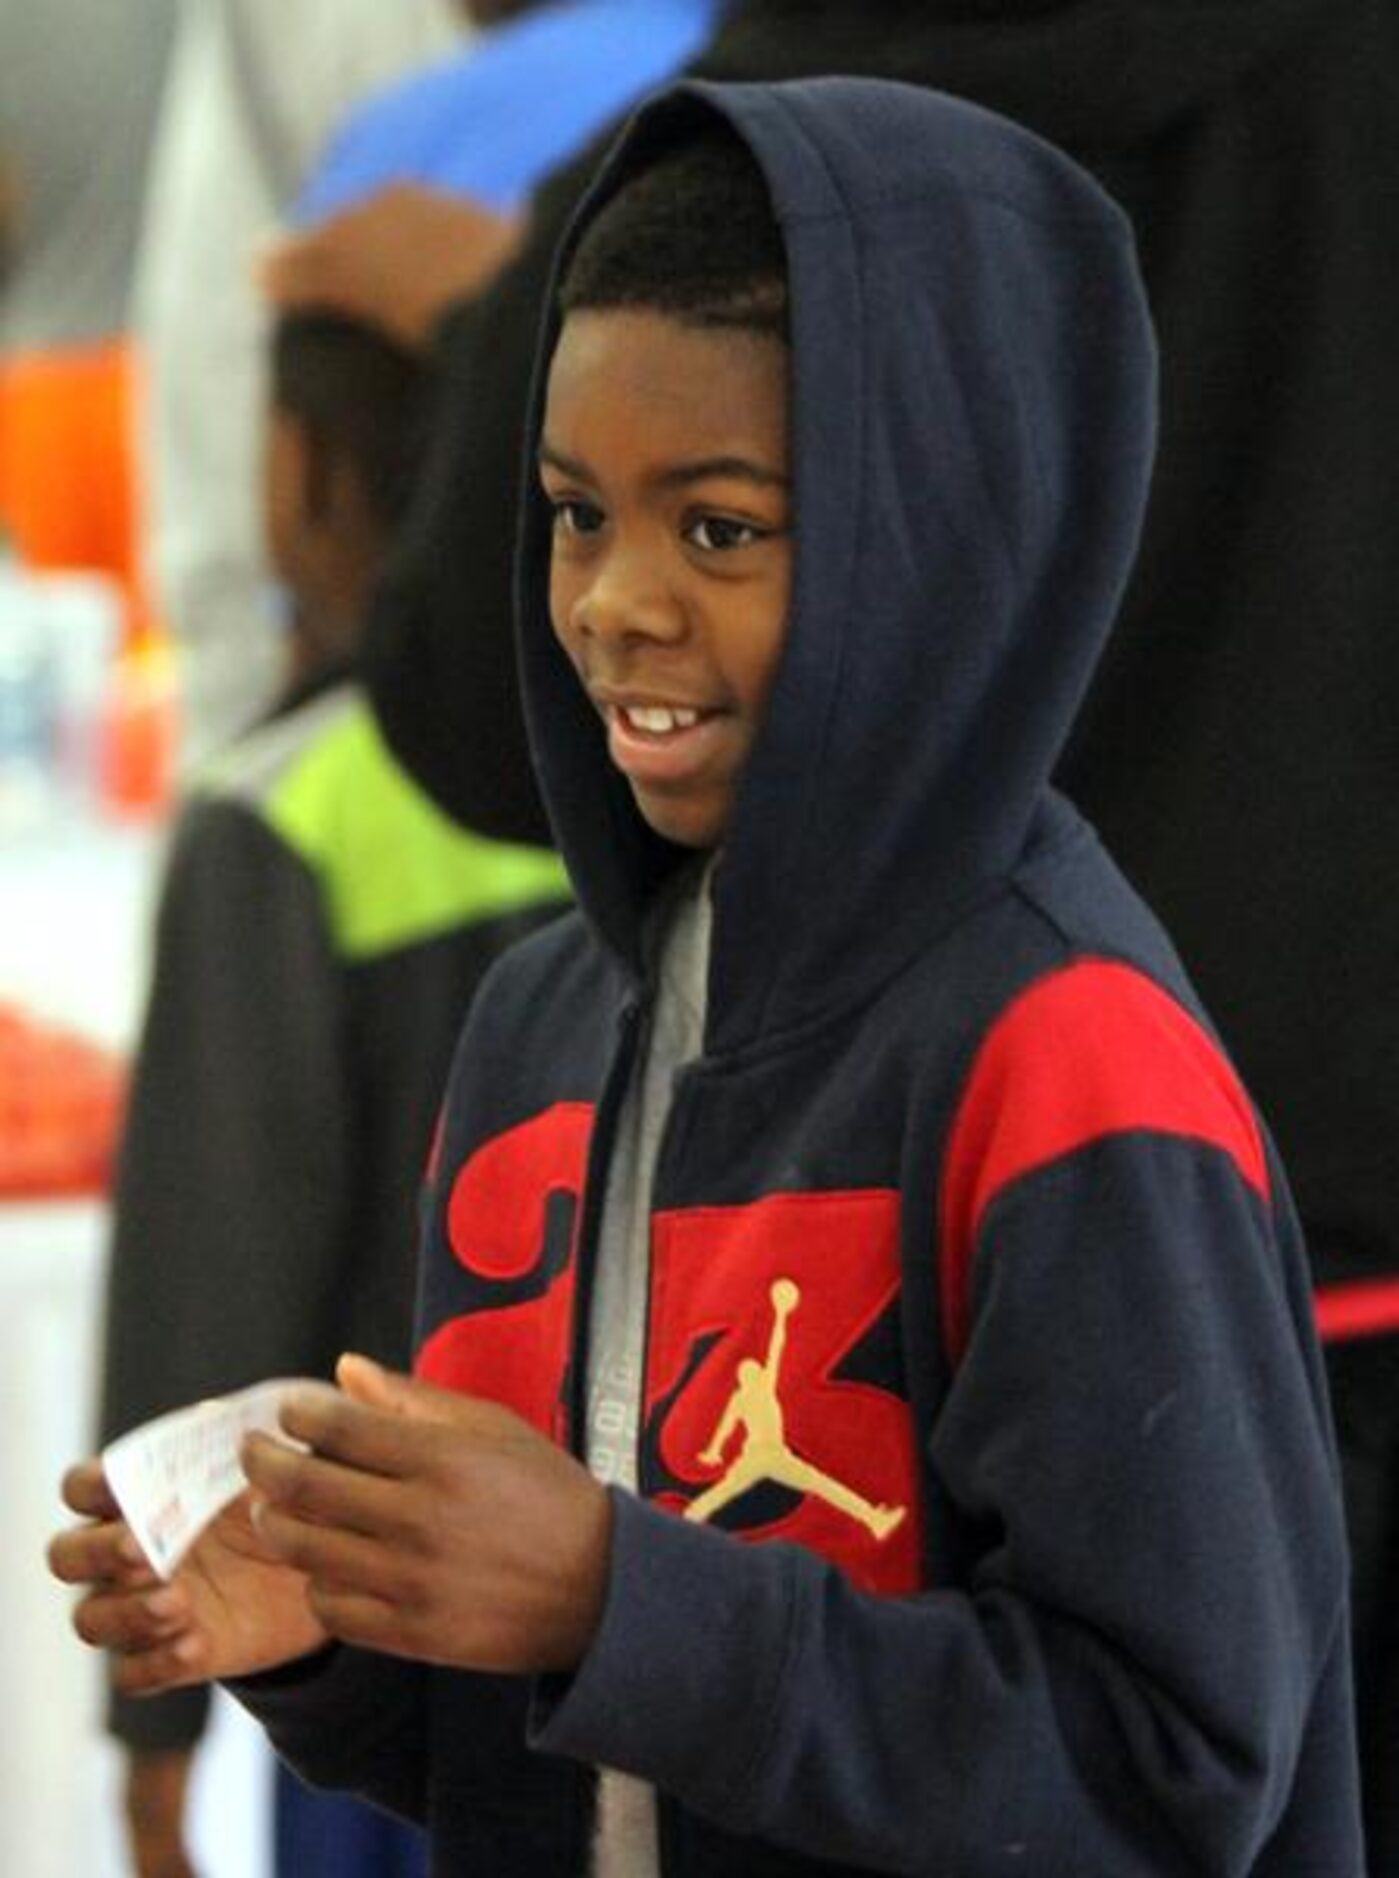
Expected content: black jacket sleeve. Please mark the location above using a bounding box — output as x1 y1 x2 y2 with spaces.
226 1646 432 1825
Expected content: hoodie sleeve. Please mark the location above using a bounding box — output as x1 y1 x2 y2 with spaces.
226 1646 431 1824
530 977 1352 1875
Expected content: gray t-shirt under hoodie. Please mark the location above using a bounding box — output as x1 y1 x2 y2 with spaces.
586 857 714 1878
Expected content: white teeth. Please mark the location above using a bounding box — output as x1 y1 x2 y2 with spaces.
621 705 700 734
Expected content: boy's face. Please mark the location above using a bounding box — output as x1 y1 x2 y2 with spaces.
540 308 792 850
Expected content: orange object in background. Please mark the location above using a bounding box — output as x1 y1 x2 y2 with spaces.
0 337 154 650
100 636 178 818
0 340 179 818
0 1003 127 1199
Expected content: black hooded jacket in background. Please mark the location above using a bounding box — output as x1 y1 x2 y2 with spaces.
364 0 1399 1322
239 77 1362 1878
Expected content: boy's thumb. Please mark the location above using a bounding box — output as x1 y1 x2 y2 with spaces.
336 1352 458 1426
336 1352 409 1412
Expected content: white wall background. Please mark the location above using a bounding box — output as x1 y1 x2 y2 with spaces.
0 812 272 1878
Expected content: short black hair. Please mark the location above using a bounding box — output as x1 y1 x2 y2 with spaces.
270 312 428 527
558 124 788 341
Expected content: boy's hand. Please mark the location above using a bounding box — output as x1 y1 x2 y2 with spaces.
242 1355 613 1676
47 1461 329 1694
257 184 525 350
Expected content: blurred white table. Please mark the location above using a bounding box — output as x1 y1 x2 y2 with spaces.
0 813 160 1047
0 811 271 1878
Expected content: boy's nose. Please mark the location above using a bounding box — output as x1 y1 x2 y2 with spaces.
573 556 683 648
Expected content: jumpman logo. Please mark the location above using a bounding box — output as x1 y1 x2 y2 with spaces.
684 1278 906 1541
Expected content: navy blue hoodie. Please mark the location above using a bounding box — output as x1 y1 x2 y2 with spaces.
236 79 1363 1876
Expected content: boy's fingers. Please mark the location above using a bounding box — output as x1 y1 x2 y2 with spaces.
254 1504 397 1606
337 1357 467 1427
60 1456 120 1519
110 1632 210 1696
335 1354 465 1424
270 1370 534 1484
304 1582 406 1656
337 1353 531 1435
48 1517 149 1587
71 1583 192 1654
274 1384 430 1476
334 1351 400 1409
243 1436 409 1540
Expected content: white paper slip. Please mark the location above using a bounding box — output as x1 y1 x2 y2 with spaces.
102 1378 315 1578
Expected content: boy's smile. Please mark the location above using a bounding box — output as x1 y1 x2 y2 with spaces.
540 307 792 849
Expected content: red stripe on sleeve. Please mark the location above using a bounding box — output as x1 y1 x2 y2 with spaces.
1313 1280 1399 1343
939 959 1269 1364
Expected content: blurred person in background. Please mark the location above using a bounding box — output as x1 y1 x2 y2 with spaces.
98 303 568 1878
131 0 466 771
0 0 175 644
264 2 1399 1863
136 0 727 776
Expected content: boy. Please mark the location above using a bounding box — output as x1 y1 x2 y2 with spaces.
55 80 1363 1875
94 309 567 1874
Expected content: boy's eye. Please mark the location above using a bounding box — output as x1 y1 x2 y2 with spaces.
686 514 765 552
551 498 604 538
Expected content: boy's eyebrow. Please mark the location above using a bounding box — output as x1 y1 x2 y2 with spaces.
537 441 594 484
538 440 788 491
653 455 790 492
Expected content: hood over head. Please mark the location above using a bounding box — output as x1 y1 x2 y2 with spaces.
516 77 1157 1053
